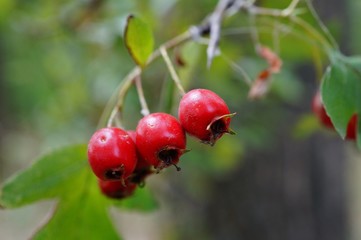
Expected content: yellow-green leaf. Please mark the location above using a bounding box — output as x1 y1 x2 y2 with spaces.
124 15 154 68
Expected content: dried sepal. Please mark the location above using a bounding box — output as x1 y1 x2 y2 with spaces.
248 46 283 100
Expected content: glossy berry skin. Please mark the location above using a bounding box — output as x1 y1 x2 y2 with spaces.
312 92 334 129
98 179 136 199
178 89 234 145
136 113 186 171
127 130 153 184
88 127 137 181
346 114 358 140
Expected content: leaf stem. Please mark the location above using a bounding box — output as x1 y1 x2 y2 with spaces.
304 0 339 51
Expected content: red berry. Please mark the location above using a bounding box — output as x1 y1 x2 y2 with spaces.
87 127 137 181
98 179 136 199
127 130 153 184
312 91 334 129
178 89 235 145
136 113 186 172
346 114 358 140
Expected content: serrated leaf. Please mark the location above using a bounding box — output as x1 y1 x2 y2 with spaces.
124 15 154 68
0 144 88 208
321 55 361 148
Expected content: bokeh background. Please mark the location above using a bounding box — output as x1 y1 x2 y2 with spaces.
1 0 361 239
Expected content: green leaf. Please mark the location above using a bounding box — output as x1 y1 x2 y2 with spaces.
33 172 120 240
124 15 154 68
321 55 361 148
0 144 88 208
0 144 158 239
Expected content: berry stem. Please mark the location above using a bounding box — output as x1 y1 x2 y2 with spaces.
99 0 336 128
160 46 186 96
135 75 150 116
100 32 191 128
104 67 141 128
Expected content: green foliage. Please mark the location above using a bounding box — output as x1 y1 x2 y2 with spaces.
0 145 157 239
1 0 361 239
321 54 361 147
0 145 88 208
124 15 154 68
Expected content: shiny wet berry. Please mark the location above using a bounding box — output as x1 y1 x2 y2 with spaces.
87 127 137 181
136 113 186 172
178 88 235 146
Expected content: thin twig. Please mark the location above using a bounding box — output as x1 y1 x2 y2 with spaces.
291 16 334 54
272 20 281 55
282 0 300 16
222 55 252 86
248 12 261 52
99 31 192 128
304 0 339 50
105 67 141 128
247 1 334 55
148 31 192 64
222 26 257 36
99 0 335 128
249 0 301 18
207 0 235 68
135 75 150 116
160 47 186 95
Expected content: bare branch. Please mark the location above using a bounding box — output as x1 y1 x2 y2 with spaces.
207 0 235 68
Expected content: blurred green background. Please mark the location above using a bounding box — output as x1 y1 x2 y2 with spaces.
1 0 361 239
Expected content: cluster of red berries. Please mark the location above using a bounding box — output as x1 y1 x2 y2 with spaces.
87 89 234 199
312 91 358 140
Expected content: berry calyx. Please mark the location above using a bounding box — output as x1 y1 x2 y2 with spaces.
135 113 187 172
312 91 334 129
98 179 136 199
178 88 235 146
87 127 137 181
